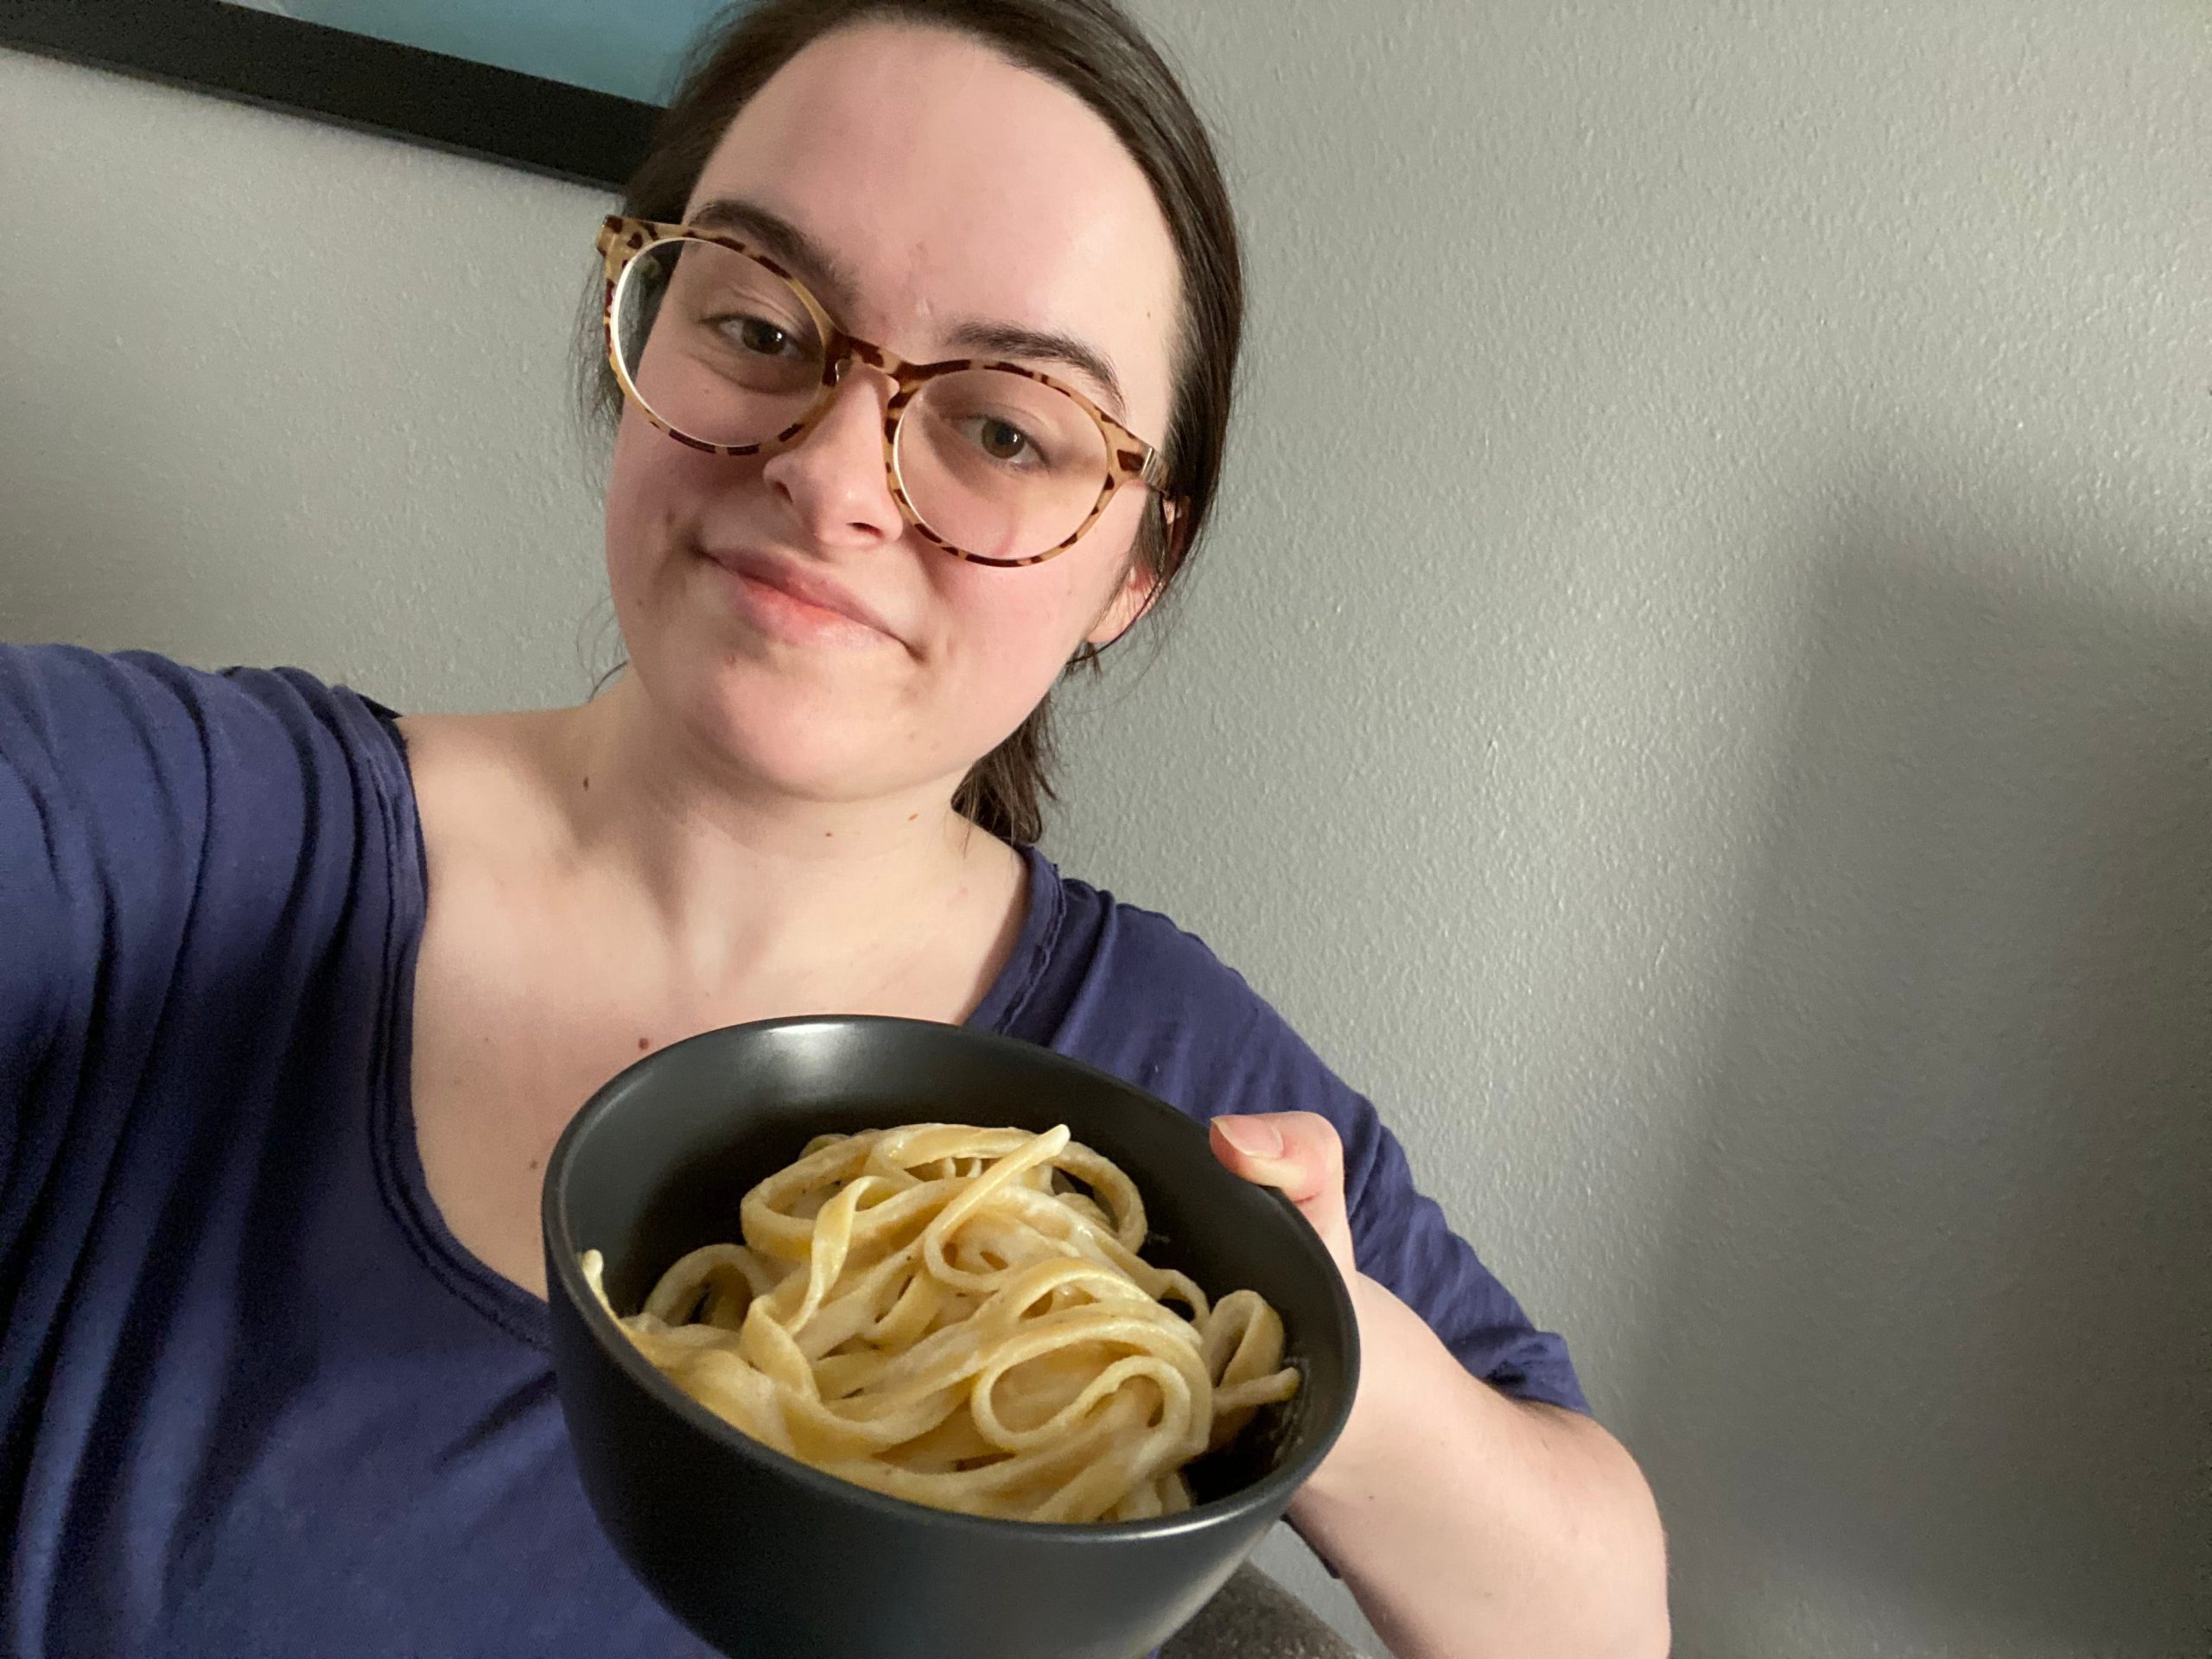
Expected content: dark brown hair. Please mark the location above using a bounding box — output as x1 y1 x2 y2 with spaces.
578 0 1242 844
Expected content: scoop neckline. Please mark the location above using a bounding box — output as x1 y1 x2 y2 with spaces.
356 697 1065 1352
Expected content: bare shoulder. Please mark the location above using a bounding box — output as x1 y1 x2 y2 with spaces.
399 705 610 1292
396 708 576 860
397 704 589 1085
396 705 593 1018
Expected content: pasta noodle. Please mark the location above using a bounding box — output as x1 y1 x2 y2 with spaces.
580 1122 1301 1522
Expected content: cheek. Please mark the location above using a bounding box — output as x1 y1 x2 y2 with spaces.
602 412 728 620
603 414 669 602
929 493 1144 691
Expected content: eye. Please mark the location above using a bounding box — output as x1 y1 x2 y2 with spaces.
976 418 1033 462
729 315 796 358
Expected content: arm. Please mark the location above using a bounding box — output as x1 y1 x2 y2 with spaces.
0 648 88 1213
0 646 385 1270
1212 1114 1670 1659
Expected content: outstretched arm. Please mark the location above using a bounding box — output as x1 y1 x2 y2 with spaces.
1211 1113 1669 1659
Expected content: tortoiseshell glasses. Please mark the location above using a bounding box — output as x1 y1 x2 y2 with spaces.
596 215 1180 568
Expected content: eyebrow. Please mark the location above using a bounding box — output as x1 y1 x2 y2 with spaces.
944 321 1127 416
686 194 1129 416
687 196 860 310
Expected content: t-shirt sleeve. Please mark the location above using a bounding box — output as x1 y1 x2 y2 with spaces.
0 645 200 1239
0 645 383 1274
1198 998 1590 1416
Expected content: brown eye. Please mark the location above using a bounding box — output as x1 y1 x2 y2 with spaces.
977 419 1031 461
734 316 793 357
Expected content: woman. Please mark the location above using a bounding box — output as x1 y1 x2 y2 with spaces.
0 0 1668 1653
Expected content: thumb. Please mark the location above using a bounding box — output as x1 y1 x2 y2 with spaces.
1210 1112 1354 1276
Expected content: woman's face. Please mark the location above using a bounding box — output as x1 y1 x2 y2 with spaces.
603 23 1181 810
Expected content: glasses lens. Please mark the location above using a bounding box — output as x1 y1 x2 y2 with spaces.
613 238 827 448
895 370 1112 563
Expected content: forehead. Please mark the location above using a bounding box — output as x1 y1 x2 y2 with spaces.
683 23 1180 431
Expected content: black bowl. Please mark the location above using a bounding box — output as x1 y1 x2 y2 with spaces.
542 1014 1360 1659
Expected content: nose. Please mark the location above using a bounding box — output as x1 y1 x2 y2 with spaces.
759 363 908 550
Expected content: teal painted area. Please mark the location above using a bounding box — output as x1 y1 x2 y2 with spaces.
226 0 735 104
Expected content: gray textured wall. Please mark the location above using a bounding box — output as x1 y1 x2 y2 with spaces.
3 2 2207 1652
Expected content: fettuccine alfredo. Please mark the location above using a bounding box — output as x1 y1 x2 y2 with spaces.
580 1122 1300 1522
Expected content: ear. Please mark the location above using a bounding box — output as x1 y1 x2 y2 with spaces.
1084 553 1160 649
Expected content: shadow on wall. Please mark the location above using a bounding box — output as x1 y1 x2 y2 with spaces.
1628 493 2211 1656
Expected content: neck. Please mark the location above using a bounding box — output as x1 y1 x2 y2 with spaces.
534 673 1016 1008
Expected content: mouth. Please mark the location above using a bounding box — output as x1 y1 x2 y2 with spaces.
699 545 906 648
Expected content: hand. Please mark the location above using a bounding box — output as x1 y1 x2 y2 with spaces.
1208 1113 1356 1281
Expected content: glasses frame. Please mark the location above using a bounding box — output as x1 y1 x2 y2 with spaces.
596 214 1182 569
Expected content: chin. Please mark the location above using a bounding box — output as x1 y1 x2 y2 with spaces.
613 559 1046 811
656 645 972 809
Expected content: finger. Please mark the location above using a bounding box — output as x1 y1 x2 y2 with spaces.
1211 1112 1342 1204
1210 1113 1354 1269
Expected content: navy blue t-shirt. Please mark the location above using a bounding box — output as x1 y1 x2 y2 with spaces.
0 645 1585 1658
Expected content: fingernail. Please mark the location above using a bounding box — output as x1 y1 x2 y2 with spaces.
1214 1116 1284 1159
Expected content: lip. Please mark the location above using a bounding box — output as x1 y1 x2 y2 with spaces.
701 546 905 646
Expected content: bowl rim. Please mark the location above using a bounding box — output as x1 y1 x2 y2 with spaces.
541 1013 1362 1543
